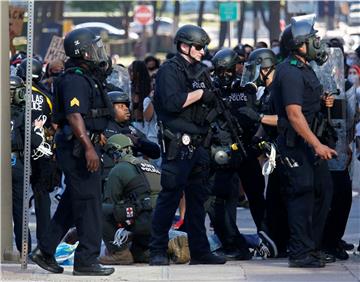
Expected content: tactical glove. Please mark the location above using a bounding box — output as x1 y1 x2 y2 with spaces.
202 89 216 105
237 107 262 123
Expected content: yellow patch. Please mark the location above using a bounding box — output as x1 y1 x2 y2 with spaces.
70 97 80 107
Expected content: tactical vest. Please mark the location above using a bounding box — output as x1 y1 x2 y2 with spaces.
53 67 113 132
165 56 210 133
121 155 161 208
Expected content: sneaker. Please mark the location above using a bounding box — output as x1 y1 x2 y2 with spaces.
258 231 278 258
255 239 271 259
168 235 190 264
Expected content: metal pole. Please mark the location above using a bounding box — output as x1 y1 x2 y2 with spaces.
0 0 14 263
21 0 34 269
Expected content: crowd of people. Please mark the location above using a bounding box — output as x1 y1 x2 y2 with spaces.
8 13 360 276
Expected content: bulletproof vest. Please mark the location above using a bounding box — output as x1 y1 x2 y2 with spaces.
122 155 161 208
164 56 209 134
10 105 25 151
53 67 113 132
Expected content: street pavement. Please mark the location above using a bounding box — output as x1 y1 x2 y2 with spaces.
1 187 359 281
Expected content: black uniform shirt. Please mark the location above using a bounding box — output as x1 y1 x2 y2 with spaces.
154 54 208 134
59 73 90 116
273 56 322 124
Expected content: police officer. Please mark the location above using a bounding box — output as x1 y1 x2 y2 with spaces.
17 58 55 247
102 90 160 182
211 48 266 232
30 28 114 276
150 25 226 265
272 15 336 267
100 134 161 265
10 75 44 254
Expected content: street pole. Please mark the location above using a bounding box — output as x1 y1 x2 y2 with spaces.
20 0 34 269
0 0 14 264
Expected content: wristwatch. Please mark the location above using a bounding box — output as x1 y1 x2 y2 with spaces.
259 113 264 122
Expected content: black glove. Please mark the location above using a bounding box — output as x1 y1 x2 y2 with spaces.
237 107 262 123
202 89 216 105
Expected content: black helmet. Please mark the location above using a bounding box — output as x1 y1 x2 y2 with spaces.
107 90 130 105
174 25 210 47
16 58 43 82
280 15 328 65
212 48 240 71
241 48 276 86
10 75 26 104
64 28 108 66
212 48 240 88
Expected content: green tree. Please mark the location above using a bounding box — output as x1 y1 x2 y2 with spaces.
69 1 120 12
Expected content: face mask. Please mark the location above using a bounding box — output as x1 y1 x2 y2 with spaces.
348 74 359 85
271 46 280 55
346 58 355 66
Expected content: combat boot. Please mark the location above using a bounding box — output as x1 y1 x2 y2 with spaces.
168 235 190 264
99 247 134 265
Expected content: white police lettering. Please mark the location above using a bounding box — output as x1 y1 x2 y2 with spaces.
192 80 206 90
229 92 247 102
140 162 161 174
32 94 43 111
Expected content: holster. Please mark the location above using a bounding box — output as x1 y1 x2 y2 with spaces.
277 118 297 147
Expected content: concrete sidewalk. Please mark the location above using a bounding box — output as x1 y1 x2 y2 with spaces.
1 256 359 282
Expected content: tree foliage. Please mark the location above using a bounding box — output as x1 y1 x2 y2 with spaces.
69 1 123 12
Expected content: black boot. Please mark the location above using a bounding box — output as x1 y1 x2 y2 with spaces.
73 263 115 276
149 252 169 266
29 247 64 274
189 253 226 265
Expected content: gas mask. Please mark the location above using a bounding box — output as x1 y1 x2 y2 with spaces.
305 36 328 66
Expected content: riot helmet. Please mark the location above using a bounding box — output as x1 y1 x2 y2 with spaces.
64 28 108 67
212 48 240 87
281 14 328 65
10 75 26 105
104 133 133 161
174 24 210 47
16 58 43 82
107 90 130 106
241 48 276 86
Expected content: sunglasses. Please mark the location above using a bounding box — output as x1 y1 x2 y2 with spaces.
193 44 205 51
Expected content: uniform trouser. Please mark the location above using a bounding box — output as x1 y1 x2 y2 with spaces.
150 146 211 258
12 158 32 253
263 167 289 254
322 169 352 250
209 171 249 251
237 155 266 230
31 157 55 245
39 144 102 267
102 204 150 258
280 144 333 259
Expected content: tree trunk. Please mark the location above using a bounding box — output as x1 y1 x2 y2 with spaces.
121 2 131 55
172 0 180 36
253 3 258 44
151 1 159 54
268 1 281 41
197 1 205 27
236 1 246 44
218 21 227 49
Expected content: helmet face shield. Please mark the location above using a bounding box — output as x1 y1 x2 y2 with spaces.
83 36 108 65
240 62 260 87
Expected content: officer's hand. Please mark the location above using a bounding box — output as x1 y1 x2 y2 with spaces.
237 107 262 123
322 93 335 108
314 143 337 160
85 147 100 172
202 89 216 105
99 133 107 146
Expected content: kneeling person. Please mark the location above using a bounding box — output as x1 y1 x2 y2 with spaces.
100 134 161 264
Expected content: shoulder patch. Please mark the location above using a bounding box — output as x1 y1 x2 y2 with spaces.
139 162 161 174
70 97 80 107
